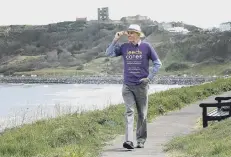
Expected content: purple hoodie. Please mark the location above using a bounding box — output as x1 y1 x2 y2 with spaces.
106 40 162 85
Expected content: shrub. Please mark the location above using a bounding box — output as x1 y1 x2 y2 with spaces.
165 62 190 71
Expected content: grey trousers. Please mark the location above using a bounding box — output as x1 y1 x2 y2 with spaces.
122 82 149 143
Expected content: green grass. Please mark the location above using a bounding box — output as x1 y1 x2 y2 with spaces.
13 57 121 76
1 78 231 157
0 107 126 157
5 53 231 76
159 62 231 76
17 61 230 77
162 50 186 67
14 68 95 76
7 55 44 66
188 62 231 76
164 119 231 157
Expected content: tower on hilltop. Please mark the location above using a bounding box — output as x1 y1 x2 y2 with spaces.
98 7 109 21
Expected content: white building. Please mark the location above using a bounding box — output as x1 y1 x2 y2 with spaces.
219 22 231 31
167 27 189 34
161 22 173 30
160 22 189 34
121 15 149 22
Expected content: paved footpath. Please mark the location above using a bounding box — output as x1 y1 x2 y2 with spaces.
100 91 231 157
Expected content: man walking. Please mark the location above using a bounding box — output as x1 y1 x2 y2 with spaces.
105 24 162 149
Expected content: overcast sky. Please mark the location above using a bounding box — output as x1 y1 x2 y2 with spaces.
0 0 230 28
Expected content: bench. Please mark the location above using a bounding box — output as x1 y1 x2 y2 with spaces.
199 97 231 128
215 96 231 111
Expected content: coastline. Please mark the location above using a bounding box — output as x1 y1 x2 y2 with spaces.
0 83 183 133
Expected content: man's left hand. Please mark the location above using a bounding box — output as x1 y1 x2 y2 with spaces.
140 78 150 84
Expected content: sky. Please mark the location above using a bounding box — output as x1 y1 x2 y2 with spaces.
0 0 230 28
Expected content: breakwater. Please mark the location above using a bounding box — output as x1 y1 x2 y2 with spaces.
0 76 219 85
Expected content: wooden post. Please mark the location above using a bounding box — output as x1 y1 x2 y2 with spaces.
202 107 208 128
229 105 231 116
217 99 221 111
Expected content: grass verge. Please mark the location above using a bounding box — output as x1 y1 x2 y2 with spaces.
164 119 231 157
1 78 231 157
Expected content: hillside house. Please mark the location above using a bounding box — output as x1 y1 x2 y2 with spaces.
219 22 231 31
160 22 189 34
121 15 149 23
76 17 87 22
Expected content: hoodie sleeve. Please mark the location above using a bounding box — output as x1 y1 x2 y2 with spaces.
105 40 122 57
147 43 162 80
